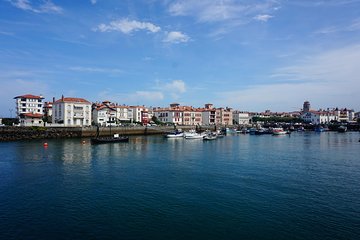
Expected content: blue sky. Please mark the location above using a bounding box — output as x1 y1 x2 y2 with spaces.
1 0 360 117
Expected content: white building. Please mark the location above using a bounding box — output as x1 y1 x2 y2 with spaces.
14 94 44 117
153 108 183 125
19 113 44 126
116 106 130 122
334 108 355 122
128 106 149 124
14 94 45 126
233 111 250 125
301 111 337 124
52 96 92 126
92 101 118 126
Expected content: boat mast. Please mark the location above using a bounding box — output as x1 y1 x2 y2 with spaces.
107 110 111 136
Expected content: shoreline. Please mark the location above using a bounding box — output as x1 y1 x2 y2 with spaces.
0 124 359 142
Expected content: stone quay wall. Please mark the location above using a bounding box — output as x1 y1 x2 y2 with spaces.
0 125 216 142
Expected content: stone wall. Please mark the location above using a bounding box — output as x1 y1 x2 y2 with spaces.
0 125 216 142
0 127 82 141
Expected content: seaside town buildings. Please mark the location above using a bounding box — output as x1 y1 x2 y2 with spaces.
92 101 149 126
153 103 203 125
153 103 233 126
300 101 355 124
11 94 358 127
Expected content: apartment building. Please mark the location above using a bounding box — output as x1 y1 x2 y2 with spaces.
52 96 92 126
233 111 250 125
14 94 45 126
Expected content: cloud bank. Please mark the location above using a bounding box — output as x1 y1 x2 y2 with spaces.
94 18 161 34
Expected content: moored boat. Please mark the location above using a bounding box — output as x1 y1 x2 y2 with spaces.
203 132 217 140
91 125 129 144
337 125 347 133
165 129 184 138
91 134 129 144
184 129 205 139
272 128 287 135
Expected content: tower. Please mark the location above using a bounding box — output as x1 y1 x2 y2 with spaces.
303 101 310 113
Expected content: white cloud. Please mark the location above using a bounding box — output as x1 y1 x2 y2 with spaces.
315 18 360 34
90 0 97 5
167 0 280 36
94 18 161 34
164 80 186 93
8 0 63 14
253 14 273 22
0 31 14 36
134 91 164 101
163 31 190 44
216 44 360 111
168 0 245 22
168 0 279 23
289 0 360 7
69 66 122 74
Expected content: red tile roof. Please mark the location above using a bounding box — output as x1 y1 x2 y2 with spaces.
96 105 117 111
14 94 44 99
21 113 44 118
55 97 91 104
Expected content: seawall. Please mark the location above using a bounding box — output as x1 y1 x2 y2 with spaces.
0 125 216 142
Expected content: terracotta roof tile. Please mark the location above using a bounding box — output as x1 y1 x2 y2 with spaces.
14 94 44 99
21 113 44 118
55 97 91 104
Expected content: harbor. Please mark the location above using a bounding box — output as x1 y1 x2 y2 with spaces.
1 132 359 239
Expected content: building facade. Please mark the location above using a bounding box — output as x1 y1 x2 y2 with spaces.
202 104 233 125
301 111 337 124
14 94 45 126
128 106 149 124
233 111 250 125
14 94 44 118
92 101 118 126
52 96 92 126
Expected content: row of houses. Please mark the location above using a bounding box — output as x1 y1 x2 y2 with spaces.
299 101 356 124
14 94 251 127
13 95 357 127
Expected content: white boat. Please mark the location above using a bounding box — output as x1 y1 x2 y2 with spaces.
272 128 287 135
165 130 184 138
184 129 205 139
203 134 217 140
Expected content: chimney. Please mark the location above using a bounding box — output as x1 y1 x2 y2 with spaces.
61 95 64 101
53 97 55 103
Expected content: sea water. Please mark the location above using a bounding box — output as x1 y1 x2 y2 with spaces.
0 132 359 239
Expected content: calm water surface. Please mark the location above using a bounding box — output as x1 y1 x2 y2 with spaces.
1 132 360 239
